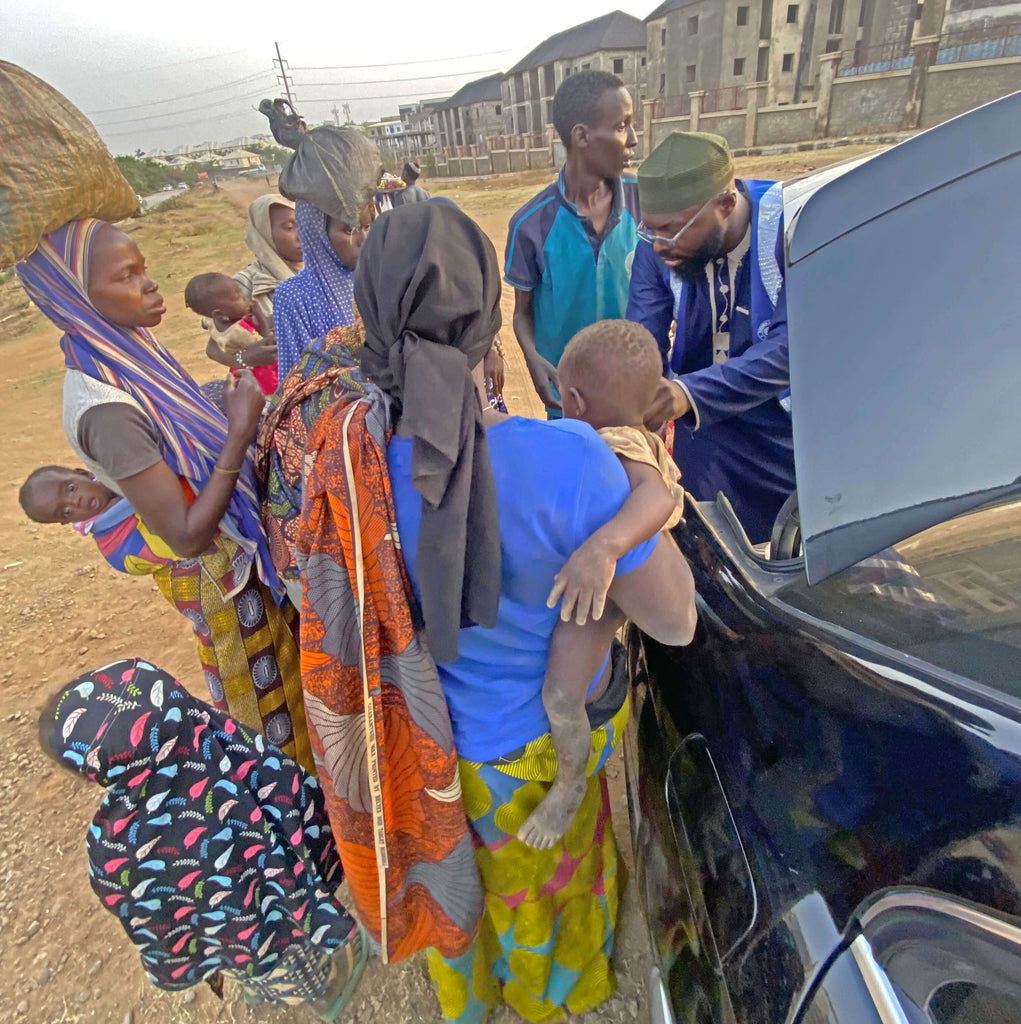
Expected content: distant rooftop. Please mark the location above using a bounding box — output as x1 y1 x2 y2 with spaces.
507 10 646 74
441 73 504 108
645 0 701 19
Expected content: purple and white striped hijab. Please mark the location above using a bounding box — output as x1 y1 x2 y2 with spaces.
15 218 283 601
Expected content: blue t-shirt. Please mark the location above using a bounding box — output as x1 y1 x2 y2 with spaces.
504 171 641 413
387 417 657 762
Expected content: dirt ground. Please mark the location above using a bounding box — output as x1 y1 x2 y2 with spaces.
0 146 885 1024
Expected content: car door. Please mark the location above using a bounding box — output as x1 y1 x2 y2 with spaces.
627 492 1021 1024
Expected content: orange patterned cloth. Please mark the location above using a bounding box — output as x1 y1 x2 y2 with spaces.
295 391 483 964
256 319 369 594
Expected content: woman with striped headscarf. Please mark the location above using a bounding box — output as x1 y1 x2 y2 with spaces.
16 219 313 772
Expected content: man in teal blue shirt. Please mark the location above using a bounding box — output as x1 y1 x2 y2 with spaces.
504 70 639 416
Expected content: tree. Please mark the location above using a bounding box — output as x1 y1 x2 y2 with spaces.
114 156 218 193
246 141 292 169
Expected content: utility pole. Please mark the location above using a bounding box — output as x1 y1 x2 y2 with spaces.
343 103 352 125
331 104 341 126
273 42 296 108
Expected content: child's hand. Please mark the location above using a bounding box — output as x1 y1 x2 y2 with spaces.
546 538 616 625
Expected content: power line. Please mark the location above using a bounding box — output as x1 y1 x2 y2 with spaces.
97 48 252 81
290 48 514 71
97 85 443 140
85 70 276 117
296 67 502 88
96 55 511 141
99 104 262 139
302 88 469 104
93 87 274 128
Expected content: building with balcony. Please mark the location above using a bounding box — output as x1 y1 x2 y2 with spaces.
399 100 443 152
365 116 407 156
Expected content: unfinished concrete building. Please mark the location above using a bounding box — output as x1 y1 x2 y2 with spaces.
500 10 648 137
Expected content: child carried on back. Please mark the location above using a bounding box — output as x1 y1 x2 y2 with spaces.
18 464 182 574
185 272 279 395
516 319 685 850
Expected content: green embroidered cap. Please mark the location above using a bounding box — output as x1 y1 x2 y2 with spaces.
637 131 734 214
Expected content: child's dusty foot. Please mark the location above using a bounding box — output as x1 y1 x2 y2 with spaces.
517 788 584 850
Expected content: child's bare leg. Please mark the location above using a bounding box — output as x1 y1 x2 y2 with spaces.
518 610 623 849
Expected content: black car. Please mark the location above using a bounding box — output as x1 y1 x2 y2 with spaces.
623 90 1021 1024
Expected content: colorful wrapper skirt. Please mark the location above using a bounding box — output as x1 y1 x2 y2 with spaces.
426 699 630 1024
152 549 311 773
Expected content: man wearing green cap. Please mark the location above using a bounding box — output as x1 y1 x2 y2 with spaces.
627 130 794 544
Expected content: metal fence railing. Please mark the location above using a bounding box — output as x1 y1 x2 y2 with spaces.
654 94 692 119
701 86 748 114
838 41 913 76
838 21 1021 75
935 22 1021 64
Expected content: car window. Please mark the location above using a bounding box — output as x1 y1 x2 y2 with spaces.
777 500 1021 700
666 735 755 963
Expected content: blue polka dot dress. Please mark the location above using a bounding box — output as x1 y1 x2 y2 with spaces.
273 200 357 379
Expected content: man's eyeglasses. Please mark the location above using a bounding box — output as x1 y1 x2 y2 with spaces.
636 190 732 247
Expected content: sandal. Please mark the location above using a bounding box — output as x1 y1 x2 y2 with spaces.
314 922 369 1023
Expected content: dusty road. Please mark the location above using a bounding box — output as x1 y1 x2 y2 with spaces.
0 149 885 1024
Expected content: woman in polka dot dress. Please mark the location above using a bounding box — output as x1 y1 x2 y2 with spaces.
273 128 381 381
273 200 375 381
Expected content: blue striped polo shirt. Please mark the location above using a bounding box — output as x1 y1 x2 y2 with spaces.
504 170 641 403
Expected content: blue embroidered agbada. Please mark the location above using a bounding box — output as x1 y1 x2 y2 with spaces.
627 179 796 543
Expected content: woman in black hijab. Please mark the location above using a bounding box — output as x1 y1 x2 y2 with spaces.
297 199 696 1022
355 198 503 660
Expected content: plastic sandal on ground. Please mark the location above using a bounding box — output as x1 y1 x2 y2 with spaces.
315 922 370 1023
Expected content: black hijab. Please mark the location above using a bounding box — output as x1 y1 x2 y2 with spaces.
354 200 502 663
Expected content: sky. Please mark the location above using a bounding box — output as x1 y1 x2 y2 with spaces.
3 0 656 154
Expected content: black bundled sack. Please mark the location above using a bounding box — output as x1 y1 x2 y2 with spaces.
278 125 381 224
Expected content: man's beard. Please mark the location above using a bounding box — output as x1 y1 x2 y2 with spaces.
669 223 727 284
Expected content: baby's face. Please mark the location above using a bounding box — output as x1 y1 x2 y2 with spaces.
29 470 117 525
216 281 251 323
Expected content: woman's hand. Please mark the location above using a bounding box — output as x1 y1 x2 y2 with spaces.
240 340 278 367
223 370 266 445
484 341 505 395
